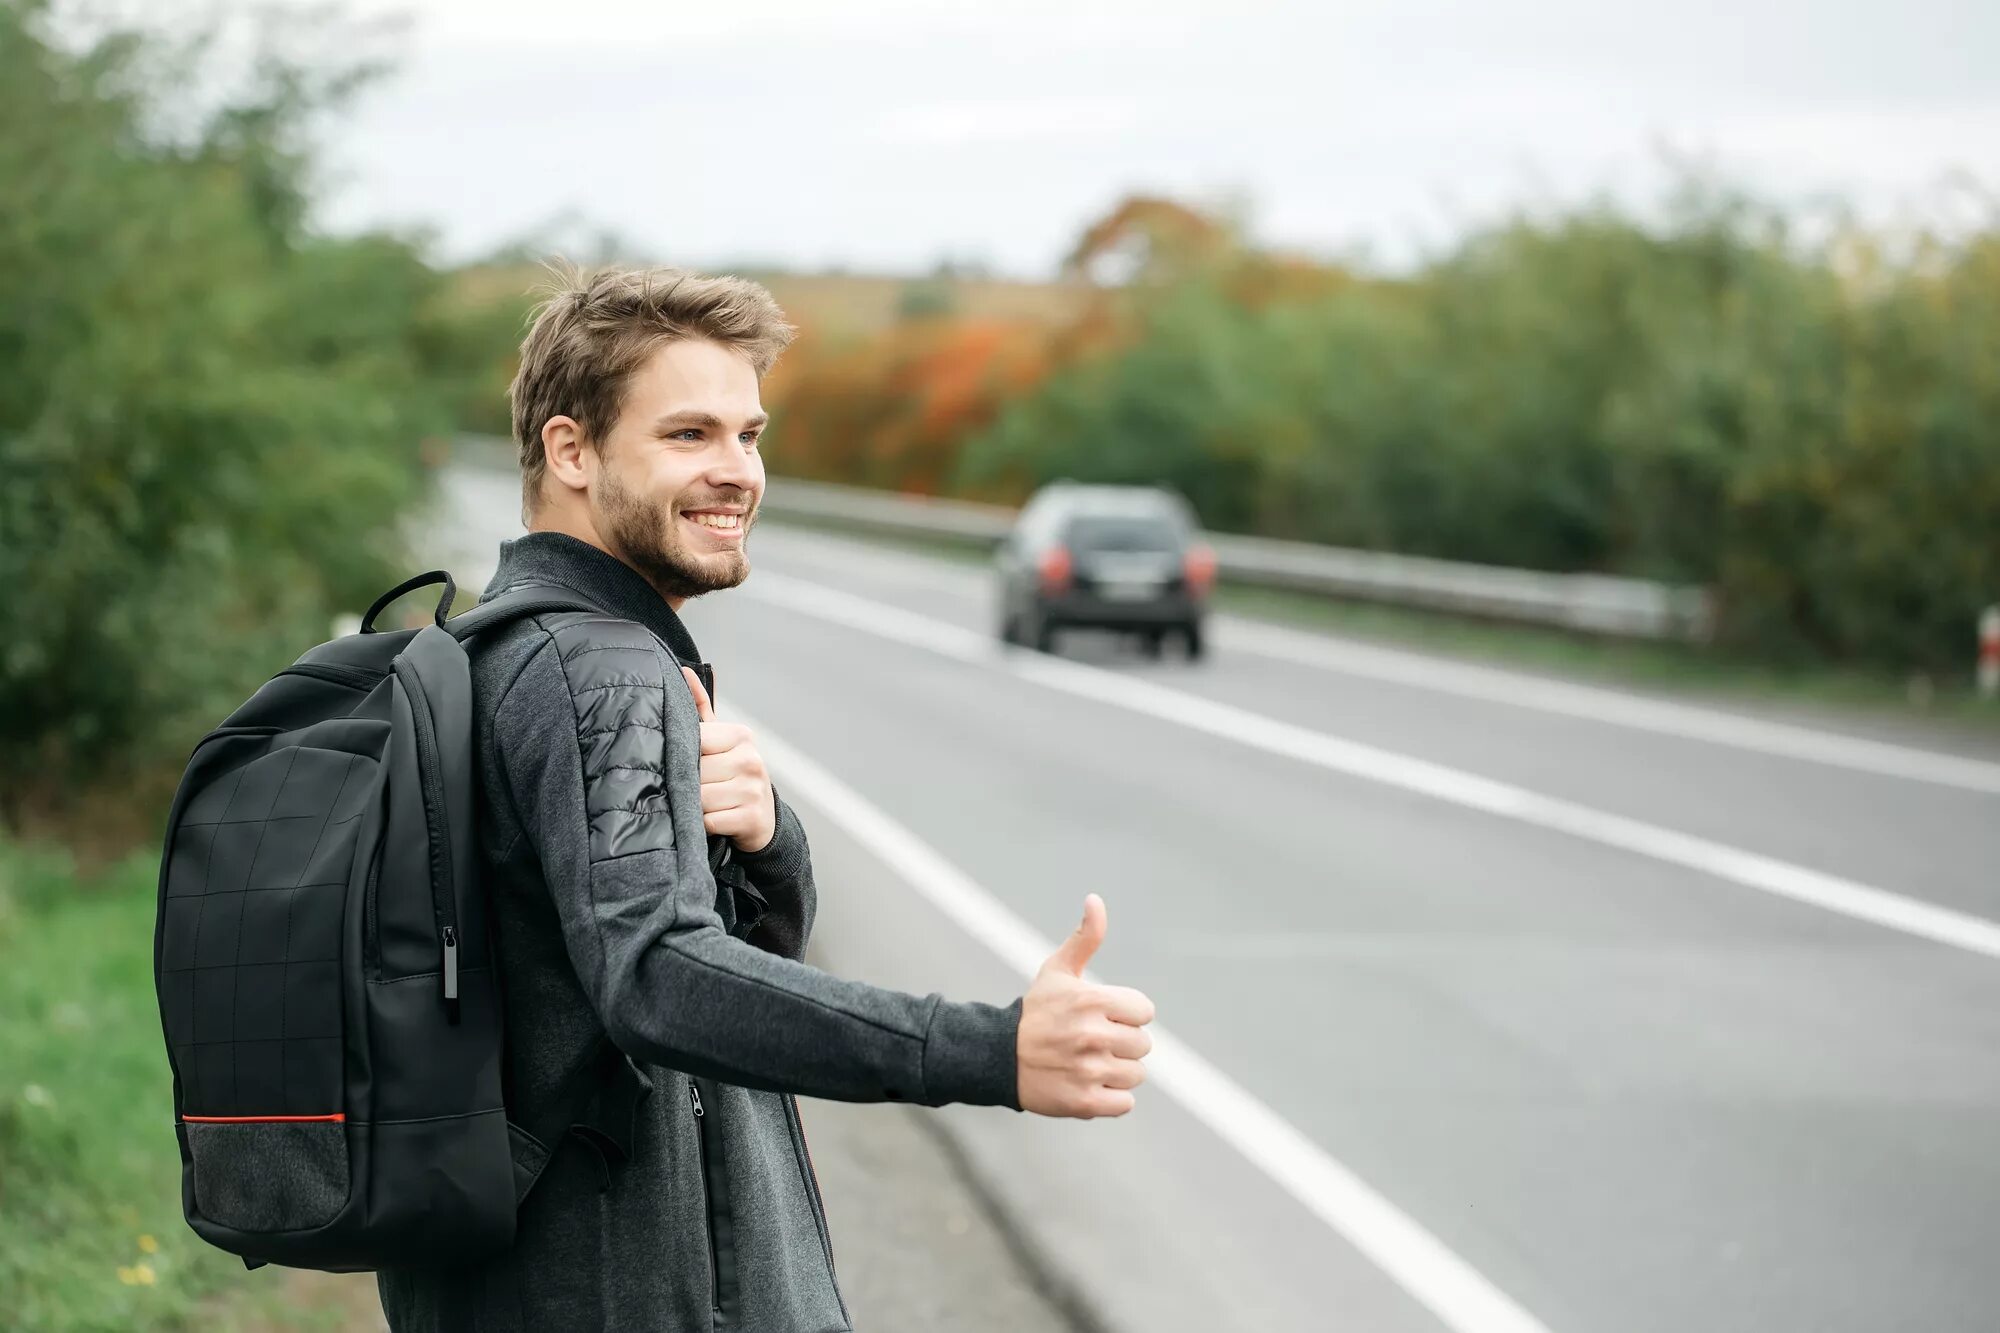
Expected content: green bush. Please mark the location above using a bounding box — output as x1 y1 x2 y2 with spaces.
0 2 498 815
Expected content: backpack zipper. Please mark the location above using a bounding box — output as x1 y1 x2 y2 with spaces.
391 658 460 1023
363 857 383 974
689 1078 722 1314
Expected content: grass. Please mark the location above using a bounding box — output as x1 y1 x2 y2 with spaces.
759 512 2000 735
0 839 369 1331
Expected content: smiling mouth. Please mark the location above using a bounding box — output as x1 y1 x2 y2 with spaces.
681 509 748 540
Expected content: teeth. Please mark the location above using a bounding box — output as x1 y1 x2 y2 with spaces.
688 513 741 529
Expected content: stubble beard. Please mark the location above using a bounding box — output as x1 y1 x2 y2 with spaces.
596 466 754 602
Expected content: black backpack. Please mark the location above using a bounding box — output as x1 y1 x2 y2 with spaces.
154 571 652 1271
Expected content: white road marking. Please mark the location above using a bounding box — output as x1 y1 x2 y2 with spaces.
735 705 1554 1333
742 570 2000 964
1213 618 2000 796
753 519 2000 795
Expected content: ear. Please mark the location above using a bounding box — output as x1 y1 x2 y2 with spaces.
541 416 591 495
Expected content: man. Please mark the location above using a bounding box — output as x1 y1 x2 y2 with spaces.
377 267 1155 1331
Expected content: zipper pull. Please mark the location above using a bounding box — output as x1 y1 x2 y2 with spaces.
441 926 460 1024
688 1080 705 1118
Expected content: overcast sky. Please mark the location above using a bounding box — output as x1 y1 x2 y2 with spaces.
268 0 2000 275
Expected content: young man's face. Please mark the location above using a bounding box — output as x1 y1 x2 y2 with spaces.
591 338 768 601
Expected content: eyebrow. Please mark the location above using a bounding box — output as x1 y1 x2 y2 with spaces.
652 410 768 433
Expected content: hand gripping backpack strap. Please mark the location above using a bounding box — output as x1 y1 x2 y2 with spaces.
463 585 739 879
457 583 747 915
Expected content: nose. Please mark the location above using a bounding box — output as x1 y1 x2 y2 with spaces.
702 436 763 497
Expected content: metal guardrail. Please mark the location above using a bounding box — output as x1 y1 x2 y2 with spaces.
450 437 1715 641
762 478 1714 641
1208 531 1714 640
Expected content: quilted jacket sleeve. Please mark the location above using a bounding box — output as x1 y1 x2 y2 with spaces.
493 616 1021 1109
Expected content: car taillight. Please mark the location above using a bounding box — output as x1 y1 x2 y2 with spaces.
1184 543 1217 598
1038 546 1073 593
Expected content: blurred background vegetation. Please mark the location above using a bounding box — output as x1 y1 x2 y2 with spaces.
767 193 2000 680
4 0 1998 847
308 185 2000 689
0 0 510 842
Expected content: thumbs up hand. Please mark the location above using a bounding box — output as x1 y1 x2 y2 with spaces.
1018 894 1156 1118
680 665 778 855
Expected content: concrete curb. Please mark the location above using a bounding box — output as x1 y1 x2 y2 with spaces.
902 1106 1113 1333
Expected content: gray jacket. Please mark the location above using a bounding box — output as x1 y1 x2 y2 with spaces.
378 532 1023 1332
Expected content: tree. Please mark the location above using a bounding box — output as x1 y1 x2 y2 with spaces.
0 2 475 821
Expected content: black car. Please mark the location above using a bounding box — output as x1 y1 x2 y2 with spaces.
995 483 1215 659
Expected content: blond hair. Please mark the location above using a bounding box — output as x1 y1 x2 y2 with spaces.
509 265 795 520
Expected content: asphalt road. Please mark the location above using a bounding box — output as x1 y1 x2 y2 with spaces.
430 467 2000 1333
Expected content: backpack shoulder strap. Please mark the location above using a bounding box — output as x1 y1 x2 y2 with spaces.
453 583 656 1203
445 584 603 642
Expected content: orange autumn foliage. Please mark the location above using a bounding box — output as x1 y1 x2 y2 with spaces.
762 194 1351 498
766 318 1064 497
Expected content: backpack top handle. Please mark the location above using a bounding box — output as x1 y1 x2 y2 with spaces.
360 570 458 634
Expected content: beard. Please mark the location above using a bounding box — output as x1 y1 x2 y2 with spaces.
595 465 755 601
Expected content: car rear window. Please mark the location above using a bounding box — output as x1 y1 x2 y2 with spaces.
1064 514 1184 552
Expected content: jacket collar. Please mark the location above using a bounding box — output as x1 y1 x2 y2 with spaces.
481 531 704 666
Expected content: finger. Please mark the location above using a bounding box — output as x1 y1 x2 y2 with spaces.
697 721 754 757
702 792 765 832
703 806 757 839
697 775 762 814
1084 1088 1136 1119
1099 1058 1148 1091
699 736 759 778
1103 1023 1152 1061
1043 893 1106 979
1094 984 1155 1027
679 665 715 722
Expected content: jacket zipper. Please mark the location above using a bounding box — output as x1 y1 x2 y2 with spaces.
279 663 381 691
391 658 459 1022
689 1078 722 1315
786 1094 845 1320
794 1098 834 1262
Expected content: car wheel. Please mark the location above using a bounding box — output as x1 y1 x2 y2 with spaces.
1141 631 1165 659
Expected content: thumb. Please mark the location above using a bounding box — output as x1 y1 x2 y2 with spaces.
1044 893 1107 979
679 665 715 722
